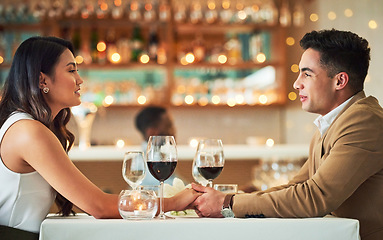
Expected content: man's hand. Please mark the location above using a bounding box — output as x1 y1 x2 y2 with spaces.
192 183 226 218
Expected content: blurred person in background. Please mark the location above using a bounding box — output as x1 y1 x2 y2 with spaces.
0 36 198 239
190 29 383 240
134 106 176 186
135 106 176 151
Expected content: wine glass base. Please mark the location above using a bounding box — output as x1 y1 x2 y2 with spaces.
157 213 175 220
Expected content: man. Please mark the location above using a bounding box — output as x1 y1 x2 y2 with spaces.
135 106 176 185
135 106 175 147
191 29 383 240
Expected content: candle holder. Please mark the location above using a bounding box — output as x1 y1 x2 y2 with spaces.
118 189 158 220
71 102 98 150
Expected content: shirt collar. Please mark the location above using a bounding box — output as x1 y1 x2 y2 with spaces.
314 96 353 136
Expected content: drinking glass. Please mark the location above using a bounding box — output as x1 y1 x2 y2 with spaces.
146 136 178 219
214 184 238 194
194 139 224 187
192 156 209 186
122 151 146 190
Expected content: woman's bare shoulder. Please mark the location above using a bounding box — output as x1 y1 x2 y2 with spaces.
2 118 63 159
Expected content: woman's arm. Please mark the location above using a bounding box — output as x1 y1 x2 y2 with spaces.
1 119 120 219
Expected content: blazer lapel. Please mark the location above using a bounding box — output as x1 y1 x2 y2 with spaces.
315 91 366 170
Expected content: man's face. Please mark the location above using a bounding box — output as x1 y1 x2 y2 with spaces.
156 113 175 136
293 48 339 116
145 113 176 141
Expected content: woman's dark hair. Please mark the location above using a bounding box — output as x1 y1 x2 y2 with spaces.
300 29 370 93
0 36 75 216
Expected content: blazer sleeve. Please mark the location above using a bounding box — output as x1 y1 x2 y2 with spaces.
232 99 383 218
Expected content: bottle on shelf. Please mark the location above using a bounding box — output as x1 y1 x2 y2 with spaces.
90 28 99 63
71 27 81 56
225 33 242 65
250 32 262 63
293 0 305 27
189 0 203 24
204 0 218 24
97 31 107 65
131 25 144 62
233 0 247 24
261 0 278 26
105 29 118 63
156 43 167 64
143 0 156 22
111 0 124 19
48 0 64 20
158 0 171 22
129 0 142 22
81 0 95 19
173 2 187 23
192 34 205 63
65 0 81 18
279 0 291 27
95 0 107 19
148 28 159 62
117 33 131 64
249 0 262 24
219 0 233 24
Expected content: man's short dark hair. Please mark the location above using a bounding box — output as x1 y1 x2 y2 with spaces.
135 106 167 136
300 29 370 93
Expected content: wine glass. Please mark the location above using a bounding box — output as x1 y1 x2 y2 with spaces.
122 151 146 190
146 136 177 219
194 139 224 187
192 156 208 186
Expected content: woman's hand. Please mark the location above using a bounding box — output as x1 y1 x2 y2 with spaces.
164 188 202 212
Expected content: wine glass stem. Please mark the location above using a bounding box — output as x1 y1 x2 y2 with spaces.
159 181 165 219
208 180 213 188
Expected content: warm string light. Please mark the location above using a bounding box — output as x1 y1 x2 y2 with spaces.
291 64 299 73
97 41 106 52
369 20 378 29
116 139 125 148
103 95 114 107
75 55 84 64
137 95 147 104
286 37 295 46
310 13 319 22
327 11 336 20
288 92 297 101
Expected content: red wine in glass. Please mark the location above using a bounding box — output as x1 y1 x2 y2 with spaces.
194 139 225 187
147 161 177 181
198 166 223 180
146 135 178 219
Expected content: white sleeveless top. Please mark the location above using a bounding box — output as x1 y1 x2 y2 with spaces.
0 112 56 233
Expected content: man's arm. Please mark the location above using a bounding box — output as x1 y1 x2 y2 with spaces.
233 102 383 218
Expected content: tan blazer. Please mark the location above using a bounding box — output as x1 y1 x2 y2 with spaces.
233 91 383 240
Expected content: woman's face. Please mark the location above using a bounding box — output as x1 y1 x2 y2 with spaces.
42 49 83 116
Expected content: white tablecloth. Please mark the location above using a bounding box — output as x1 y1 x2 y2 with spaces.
39 214 360 240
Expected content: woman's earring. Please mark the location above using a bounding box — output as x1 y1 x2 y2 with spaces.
43 87 49 94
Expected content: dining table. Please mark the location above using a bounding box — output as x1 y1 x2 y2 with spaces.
39 213 360 240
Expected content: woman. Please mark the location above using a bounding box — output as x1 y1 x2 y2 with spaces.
0 36 198 237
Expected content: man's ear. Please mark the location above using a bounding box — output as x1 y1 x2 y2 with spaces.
335 72 349 90
39 72 47 90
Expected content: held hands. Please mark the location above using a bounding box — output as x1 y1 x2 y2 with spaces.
191 183 226 218
165 187 202 212
165 182 227 218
